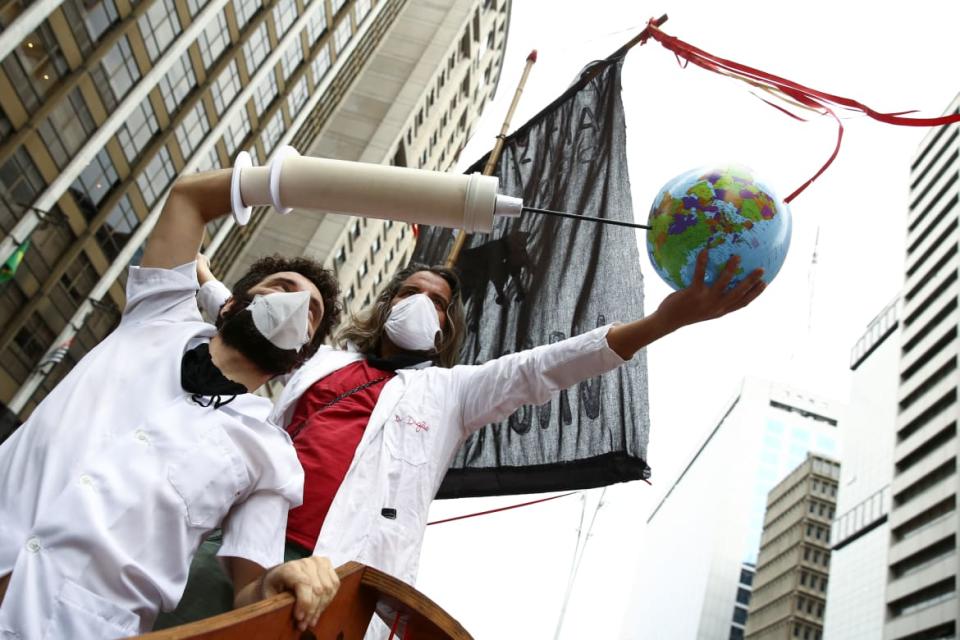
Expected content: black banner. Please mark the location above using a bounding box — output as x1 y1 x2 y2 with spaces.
413 55 652 499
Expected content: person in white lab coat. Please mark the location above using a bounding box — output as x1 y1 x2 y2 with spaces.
0 170 343 639
175 248 765 636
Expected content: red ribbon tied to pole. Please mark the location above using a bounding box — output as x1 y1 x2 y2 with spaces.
640 19 960 203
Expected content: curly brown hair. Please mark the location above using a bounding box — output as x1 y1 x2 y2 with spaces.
231 255 342 355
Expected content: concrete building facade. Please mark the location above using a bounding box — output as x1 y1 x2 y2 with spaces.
620 378 842 640
745 454 841 640
0 0 509 426
883 93 960 640
214 0 509 317
822 298 899 639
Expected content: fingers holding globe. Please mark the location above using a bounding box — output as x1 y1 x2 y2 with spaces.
646 165 792 291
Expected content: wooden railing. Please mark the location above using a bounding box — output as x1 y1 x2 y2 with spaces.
136 562 472 640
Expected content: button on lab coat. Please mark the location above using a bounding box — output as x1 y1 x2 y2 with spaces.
0 264 303 639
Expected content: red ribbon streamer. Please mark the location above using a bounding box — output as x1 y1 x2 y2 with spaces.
641 20 960 203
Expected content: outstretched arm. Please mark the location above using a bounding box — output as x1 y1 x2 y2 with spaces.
457 250 765 433
141 170 232 269
230 556 340 632
606 251 765 359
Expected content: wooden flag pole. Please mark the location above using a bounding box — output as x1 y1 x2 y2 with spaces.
444 49 538 267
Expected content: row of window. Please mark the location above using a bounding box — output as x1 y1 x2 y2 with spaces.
796 595 824 618
810 477 837 498
792 623 822 640
802 545 830 569
0 0 368 402
393 11 504 172
798 569 827 593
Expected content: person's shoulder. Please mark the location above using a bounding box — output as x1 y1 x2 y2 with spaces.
123 261 202 324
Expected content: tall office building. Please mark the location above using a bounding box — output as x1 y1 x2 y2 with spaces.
0 0 509 426
883 93 960 640
744 453 841 640
213 0 509 316
620 377 842 640
822 299 899 639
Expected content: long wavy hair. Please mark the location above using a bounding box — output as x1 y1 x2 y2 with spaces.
336 263 465 368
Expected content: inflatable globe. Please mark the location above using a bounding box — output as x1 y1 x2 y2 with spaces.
646 166 791 291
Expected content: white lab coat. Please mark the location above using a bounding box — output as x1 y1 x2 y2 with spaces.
0 264 303 639
200 280 627 587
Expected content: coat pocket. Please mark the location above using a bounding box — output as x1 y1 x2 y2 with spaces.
167 424 246 529
383 414 429 466
45 579 140 639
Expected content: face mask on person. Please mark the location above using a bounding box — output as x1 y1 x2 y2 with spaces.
248 290 311 351
384 293 441 353
217 290 312 375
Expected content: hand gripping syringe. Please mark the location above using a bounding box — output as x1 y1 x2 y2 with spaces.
230 146 523 232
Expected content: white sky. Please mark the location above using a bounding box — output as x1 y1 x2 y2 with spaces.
415 2 960 639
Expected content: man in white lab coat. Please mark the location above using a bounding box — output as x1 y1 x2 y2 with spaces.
183 248 765 635
0 170 342 639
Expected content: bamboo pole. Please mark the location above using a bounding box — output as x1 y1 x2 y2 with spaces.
444 49 538 267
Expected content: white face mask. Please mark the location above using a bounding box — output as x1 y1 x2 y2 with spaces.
384 293 441 353
249 290 312 351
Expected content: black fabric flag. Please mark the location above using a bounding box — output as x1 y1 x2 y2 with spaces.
413 54 651 499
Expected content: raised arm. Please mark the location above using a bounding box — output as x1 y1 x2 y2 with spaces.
141 170 233 269
458 251 765 432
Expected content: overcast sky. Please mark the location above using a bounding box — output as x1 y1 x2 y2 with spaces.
414 2 960 638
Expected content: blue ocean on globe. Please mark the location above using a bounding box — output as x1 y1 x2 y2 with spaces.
646 165 792 291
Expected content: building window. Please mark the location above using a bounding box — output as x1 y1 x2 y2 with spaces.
335 246 346 265
96 195 138 259
3 22 69 114
212 61 242 115
233 0 260 29
731 606 747 625
281 42 304 81
59 254 98 304
117 97 160 163
63 0 120 52
198 147 221 171
186 0 208 17
37 88 96 170
0 149 46 232
331 0 347 13
136 147 176 207
355 0 370 22
138 0 181 63
244 22 270 73
158 52 197 116
260 109 284 154
70 149 119 212
175 101 210 159
287 76 308 114
333 17 352 53
221 112 251 157
273 0 298 36
197 11 230 69
253 72 279 116
307 4 327 44
13 313 54 363
311 44 331 85
735 588 750 605
93 36 141 110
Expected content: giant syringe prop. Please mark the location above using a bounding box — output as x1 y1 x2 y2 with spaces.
230 146 651 233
